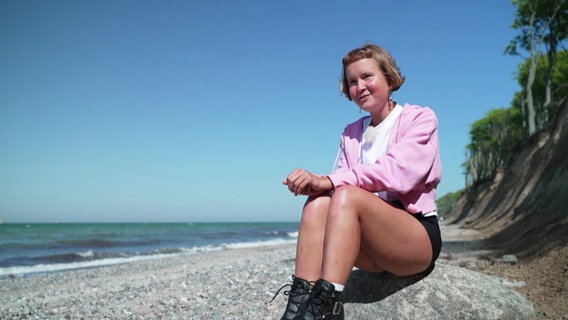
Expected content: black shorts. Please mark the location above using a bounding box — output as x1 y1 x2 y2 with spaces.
390 201 442 268
412 213 442 273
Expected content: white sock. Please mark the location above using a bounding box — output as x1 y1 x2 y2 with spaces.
330 281 344 292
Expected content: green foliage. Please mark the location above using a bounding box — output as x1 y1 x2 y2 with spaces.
436 190 462 219
505 0 567 136
463 107 524 184
506 0 568 57
515 50 568 128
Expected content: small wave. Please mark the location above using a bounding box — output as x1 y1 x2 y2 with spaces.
222 238 296 250
286 231 298 238
0 254 171 278
264 229 299 238
30 250 127 265
78 250 94 258
55 238 119 248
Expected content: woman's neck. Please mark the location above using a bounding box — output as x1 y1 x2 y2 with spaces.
369 100 395 127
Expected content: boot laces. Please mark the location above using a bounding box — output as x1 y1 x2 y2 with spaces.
269 275 312 304
269 282 293 304
301 281 342 318
311 281 332 307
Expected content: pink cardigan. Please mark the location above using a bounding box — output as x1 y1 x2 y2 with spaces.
327 104 442 214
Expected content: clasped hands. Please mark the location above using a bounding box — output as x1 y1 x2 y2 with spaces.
282 168 333 196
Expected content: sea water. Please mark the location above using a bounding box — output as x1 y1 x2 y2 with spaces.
0 222 299 277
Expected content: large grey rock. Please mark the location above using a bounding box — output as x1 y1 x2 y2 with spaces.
342 263 534 319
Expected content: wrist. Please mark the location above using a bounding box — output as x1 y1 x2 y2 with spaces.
324 176 335 190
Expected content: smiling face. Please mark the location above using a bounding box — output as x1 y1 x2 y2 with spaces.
345 58 392 121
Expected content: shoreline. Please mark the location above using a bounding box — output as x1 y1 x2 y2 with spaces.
0 239 298 278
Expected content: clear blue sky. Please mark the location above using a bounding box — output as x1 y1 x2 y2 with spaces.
1 0 520 223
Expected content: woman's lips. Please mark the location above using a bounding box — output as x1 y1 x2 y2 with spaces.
358 94 370 103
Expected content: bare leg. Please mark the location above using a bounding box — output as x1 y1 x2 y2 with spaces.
294 195 330 282
321 186 432 285
354 249 385 273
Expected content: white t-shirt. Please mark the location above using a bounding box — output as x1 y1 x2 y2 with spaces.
359 104 438 217
360 104 403 200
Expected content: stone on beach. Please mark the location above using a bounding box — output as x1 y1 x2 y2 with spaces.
342 263 535 320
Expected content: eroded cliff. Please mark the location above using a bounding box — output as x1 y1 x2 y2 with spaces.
447 95 568 258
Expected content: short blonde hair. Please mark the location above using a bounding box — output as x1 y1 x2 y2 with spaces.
341 44 405 100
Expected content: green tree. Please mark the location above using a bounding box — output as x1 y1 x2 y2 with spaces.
505 0 568 136
463 107 523 186
436 190 462 219
514 50 568 129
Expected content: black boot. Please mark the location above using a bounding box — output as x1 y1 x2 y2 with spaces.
270 275 312 320
297 279 344 320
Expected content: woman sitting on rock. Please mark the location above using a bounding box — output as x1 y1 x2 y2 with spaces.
278 43 443 320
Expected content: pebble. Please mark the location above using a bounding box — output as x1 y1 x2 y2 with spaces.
502 254 519 264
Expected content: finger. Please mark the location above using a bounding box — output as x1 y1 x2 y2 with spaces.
283 170 299 186
295 177 310 196
287 172 304 193
286 169 303 182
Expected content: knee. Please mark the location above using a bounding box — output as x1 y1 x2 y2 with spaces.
329 185 360 209
326 185 362 222
300 196 330 227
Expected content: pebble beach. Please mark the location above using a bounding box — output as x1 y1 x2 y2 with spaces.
0 244 297 320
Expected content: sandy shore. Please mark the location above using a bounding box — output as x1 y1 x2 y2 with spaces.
2 224 564 319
